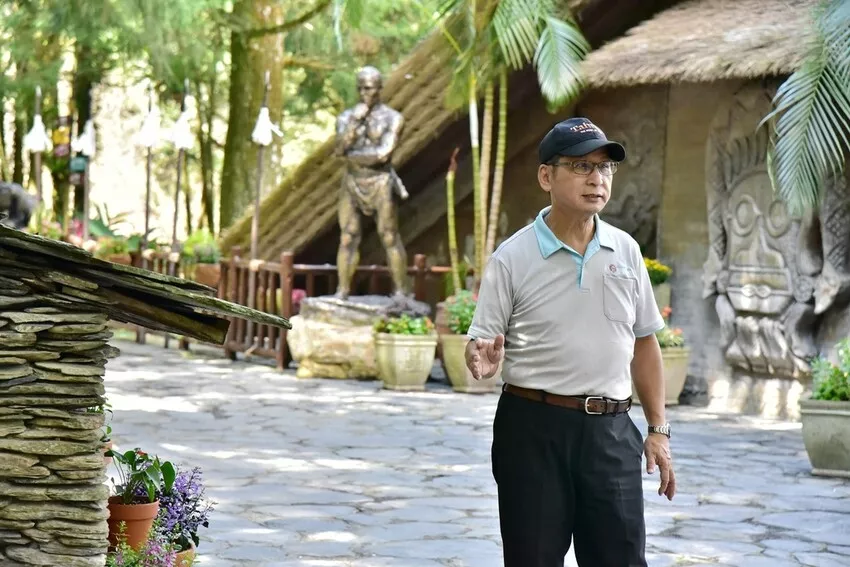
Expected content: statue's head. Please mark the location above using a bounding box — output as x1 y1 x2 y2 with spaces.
356 66 382 107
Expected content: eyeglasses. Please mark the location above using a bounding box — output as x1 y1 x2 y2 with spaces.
551 160 619 176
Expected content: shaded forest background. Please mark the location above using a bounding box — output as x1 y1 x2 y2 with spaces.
0 0 437 244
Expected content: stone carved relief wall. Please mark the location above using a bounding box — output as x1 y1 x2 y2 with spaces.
702 82 850 417
578 85 668 252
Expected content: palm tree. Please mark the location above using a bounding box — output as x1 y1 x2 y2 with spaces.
433 0 590 288
760 0 850 214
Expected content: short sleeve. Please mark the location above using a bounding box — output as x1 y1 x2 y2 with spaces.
467 255 512 340
633 249 665 338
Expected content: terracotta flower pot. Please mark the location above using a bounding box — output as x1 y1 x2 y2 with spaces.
107 496 159 550
175 542 196 566
106 253 133 265
193 263 221 289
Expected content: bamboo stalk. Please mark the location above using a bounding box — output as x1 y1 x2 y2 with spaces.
479 81 494 250
485 69 508 258
468 72 483 282
446 148 462 294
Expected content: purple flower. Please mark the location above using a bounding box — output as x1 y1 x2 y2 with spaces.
135 466 214 551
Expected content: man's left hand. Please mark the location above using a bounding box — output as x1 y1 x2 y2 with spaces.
644 434 675 500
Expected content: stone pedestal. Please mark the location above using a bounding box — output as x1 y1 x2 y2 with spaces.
287 295 431 380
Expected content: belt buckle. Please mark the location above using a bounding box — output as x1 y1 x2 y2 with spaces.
584 396 605 415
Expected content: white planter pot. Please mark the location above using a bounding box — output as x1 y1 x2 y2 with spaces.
375 333 438 391
440 333 499 393
800 398 850 478
632 346 689 406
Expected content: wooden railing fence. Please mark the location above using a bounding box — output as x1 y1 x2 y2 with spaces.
219 246 457 370
132 250 191 350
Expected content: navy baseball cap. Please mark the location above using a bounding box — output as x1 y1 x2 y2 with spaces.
538 117 626 164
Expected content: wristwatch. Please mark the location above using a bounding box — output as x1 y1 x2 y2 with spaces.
647 423 671 438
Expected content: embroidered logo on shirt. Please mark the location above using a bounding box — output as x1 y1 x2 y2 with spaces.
608 264 617 273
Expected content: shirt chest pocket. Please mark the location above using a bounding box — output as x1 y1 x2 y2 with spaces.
602 274 637 325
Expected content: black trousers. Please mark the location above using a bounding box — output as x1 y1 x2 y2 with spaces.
491 390 647 567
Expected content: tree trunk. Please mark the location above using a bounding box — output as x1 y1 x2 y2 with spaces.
72 44 95 222
196 80 217 234
13 107 24 186
0 94 9 181
485 69 508 258
219 0 285 231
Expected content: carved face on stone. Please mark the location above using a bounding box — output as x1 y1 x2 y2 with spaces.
538 148 613 218
357 68 382 108
724 167 795 316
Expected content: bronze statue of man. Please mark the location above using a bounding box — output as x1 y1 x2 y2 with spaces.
334 66 409 299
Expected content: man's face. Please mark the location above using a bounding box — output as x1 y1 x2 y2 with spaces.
357 78 381 107
537 148 617 217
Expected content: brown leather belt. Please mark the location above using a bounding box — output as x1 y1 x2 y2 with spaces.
503 384 632 415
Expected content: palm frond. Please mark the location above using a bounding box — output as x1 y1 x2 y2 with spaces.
491 0 543 69
761 0 850 214
533 15 589 108
332 0 365 51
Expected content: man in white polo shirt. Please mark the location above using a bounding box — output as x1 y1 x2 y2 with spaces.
466 117 676 567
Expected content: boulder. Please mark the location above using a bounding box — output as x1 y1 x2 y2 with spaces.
287 295 431 380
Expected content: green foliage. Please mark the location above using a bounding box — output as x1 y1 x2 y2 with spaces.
94 236 130 258
374 314 435 335
656 306 685 348
444 289 476 334
760 0 850 215
182 228 220 264
436 0 590 110
106 448 176 505
644 257 672 286
656 326 685 349
810 339 850 402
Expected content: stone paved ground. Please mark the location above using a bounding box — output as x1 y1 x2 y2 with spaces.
103 338 850 567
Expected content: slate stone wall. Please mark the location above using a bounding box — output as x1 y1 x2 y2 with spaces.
0 273 114 566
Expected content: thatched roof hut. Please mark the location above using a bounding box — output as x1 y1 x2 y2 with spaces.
581 0 817 88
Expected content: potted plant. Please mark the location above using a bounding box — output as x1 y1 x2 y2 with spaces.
440 290 499 393
106 448 176 551
139 465 214 566
800 338 850 478
644 256 672 310
633 307 689 406
182 228 221 289
374 314 438 391
95 236 133 265
106 521 177 567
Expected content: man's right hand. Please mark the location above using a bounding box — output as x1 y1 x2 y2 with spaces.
465 334 505 380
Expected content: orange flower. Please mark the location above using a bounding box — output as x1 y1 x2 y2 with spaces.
661 306 672 318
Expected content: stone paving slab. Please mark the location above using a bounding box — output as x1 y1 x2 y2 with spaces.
104 339 850 567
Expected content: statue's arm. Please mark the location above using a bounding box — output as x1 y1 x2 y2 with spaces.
345 113 404 167
335 111 362 156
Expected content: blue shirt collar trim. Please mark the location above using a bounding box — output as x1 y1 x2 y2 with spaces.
532 206 615 258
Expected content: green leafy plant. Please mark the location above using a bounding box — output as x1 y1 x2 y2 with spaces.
182 228 220 264
656 306 685 348
644 257 672 286
374 314 435 335
444 290 477 335
810 338 850 402
94 236 130 258
106 448 176 505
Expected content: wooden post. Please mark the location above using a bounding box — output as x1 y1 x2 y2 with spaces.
413 254 427 301
223 246 241 360
278 251 294 371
